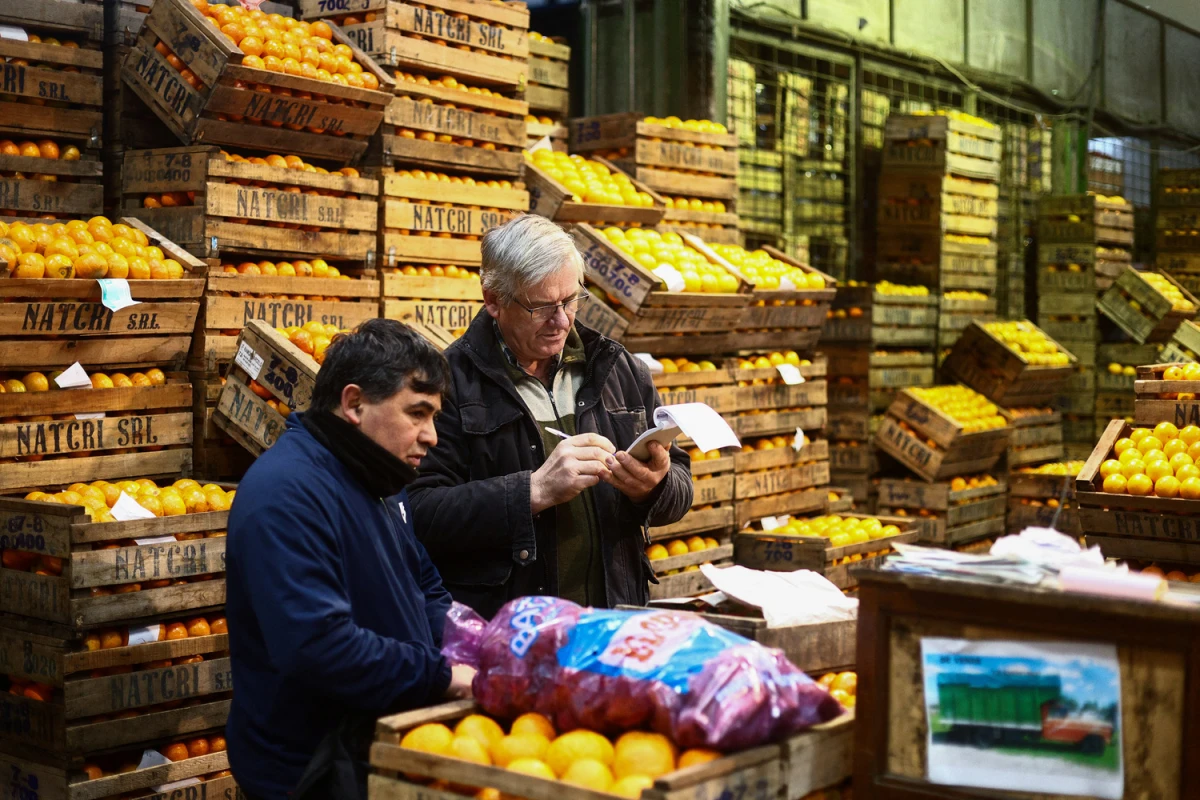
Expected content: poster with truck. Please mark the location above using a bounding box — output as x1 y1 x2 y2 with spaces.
921 638 1122 798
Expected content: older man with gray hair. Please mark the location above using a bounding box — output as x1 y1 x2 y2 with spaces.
409 214 693 617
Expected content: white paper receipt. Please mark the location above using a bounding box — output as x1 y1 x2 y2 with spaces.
137 749 171 770
127 624 163 646
54 362 92 389
111 492 157 522
760 515 789 531
651 264 687 293
235 341 264 381
627 402 739 460
775 363 805 385
97 278 141 312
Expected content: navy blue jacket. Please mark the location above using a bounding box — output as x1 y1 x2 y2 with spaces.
226 415 453 799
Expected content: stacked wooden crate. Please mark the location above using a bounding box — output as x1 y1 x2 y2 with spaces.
0 3 105 221
874 113 1002 351
570 112 741 246
1157 168 1200 299
300 0 529 341
874 474 1007 551
819 284 937 503
525 33 570 150
1095 342 1158 437
1008 462 1083 537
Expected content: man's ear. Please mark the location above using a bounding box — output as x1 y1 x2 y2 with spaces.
340 384 364 425
483 287 502 319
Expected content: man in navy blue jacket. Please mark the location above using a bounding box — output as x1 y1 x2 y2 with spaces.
226 319 475 800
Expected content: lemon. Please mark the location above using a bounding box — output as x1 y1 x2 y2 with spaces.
546 730 615 776
506 758 556 780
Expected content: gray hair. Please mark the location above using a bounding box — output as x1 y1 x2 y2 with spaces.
480 214 585 304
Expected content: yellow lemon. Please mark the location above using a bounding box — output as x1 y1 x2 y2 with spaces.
610 775 655 798
505 758 556 780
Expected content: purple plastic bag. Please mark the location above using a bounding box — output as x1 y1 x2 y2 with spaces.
440 601 486 669
469 596 843 750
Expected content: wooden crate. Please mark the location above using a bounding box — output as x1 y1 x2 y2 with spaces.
1005 409 1065 468
0 372 194 494
941 321 1076 407
1133 363 1200 427
821 287 937 346
735 513 917 590
0 152 105 220
875 228 998 291
877 173 999 237
524 156 665 225
526 120 568 152
726 243 837 334
121 146 380 261
670 611 856 675
0 0 105 42
525 37 570 117
874 476 1007 547
0 218 205 373
0 36 103 150
0 744 237 800
378 95 526 177
874 391 1010 482
854 568 1200 799
122 0 393 165
370 700 854 800
1097 267 1199 344
732 406 827 441
735 487 829 528
378 168 527 268
1039 194 1135 246
311 0 531 89
1008 469 1081 536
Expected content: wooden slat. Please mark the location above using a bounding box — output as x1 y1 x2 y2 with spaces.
386 97 527 147
203 183 378 232
0 449 191 496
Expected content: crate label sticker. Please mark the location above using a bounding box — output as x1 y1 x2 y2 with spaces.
235 341 265 381
651 264 685 292
54 361 92 389
97 279 141 312
128 624 164 646
775 364 804 385
578 239 644 301
112 492 157 522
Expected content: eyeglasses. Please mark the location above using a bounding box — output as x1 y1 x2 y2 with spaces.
514 284 592 323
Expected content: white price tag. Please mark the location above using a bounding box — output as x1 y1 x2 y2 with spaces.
97 279 140 312
792 428 806 452
760 515 789 532
779 275 798 291
75 412 106 420
134 535 176 546
526 134 553 153
0 25 29 41
651 264 687 293
775 364 805 385
634 353 664 374
235 341 264 380
111 492 157 522
54 362 91 389
127 624 163 646
137 749 171 770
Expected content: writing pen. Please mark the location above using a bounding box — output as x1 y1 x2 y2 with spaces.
545 427 571 440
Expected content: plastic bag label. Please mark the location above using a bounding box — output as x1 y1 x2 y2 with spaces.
508 596 565 658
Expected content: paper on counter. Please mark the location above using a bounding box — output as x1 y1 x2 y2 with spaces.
700 564 857 628
127 624 163 646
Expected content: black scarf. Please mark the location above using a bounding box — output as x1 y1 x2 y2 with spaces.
301 410 419 499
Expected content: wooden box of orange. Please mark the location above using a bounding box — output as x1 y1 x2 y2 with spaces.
369 700 855 800
874 474 1006 547
819 284 937 346
1 732 238 800
875 387 1010 482
1005 407 1065 468
1133 362 1200 428
0 368 194 495
1077 419 1200 567
524 151 665 226
1008 462 1083 537
0 216 206 374
526 33 570 118
646 515 735 602
650 445 737 539
658 197 740 246
0 610 232 758
0 138 105 221
652 357 741 415
121 0 394 165
570 112 739 202
732 437 831 527
734 512 917 590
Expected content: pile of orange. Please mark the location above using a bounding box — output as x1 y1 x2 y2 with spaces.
645 536 722 576
401 711 719 798
221 258 347 279
949 474 1000 492
1154 362 1200 402
13 477 234 526
524 114 558 125
143 152 364 210
388 264 480 282
1099 422 1200 498
397 124 507 151
663 196 729 214
0 368 166 397
1139 564 1200 583
817 671 857 708
0 138 83 171
71 734 231 781
396 72 508 101
393 169 516 191
739 434 798 453
0 217 186 279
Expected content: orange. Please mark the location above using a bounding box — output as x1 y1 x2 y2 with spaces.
401 723 455 755
19 141 40 158
455 715 505 750
678 749 721 768
186 617 212 636
490 734 549 768
310 20 333 39
0 140 16 156
290 329 315 354
206 490 231 512
209 735 228 752
561 759 614 791
1165 438 1189 458
1099 459 1123 479
450 735 492 766
160 493 186 516
612 731 675 780
137 496 163 517
1181 477 1200 500
14 252 46 278
209 616 228 635
1145 460 1173 483
37 140 59 159
1154 421 1179 441
106 253 130 279
186 737 210 758
74 252 108 279
545 730 614 776
165 622 188 640
1155 475 1181 498
20 372 49 392
128 257 151 280
239 35 263 56
163 743 190 762
1120 459 1145 479
1137 435 1163 455
100 629 124 649
1126 473 1153 496
43 252 74 278
146 368 166 386
610 776 654 799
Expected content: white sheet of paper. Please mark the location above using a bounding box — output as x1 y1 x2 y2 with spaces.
97 279 140 312
156 778 203 792
526 135 553 153
792 428 806 452
75 412 106 420
775 363 805 385
633 353 664 374
779 275 798 291
111 492 157 522
654 403 739 453
134 535 177 546
54 362 91 389
127 624 163 646
760 515 788 531
701 564 857 627
652 264 687 293
137 749 171 770
0 25 29 41
235 341 264 380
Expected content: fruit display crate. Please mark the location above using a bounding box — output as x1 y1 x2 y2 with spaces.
1008 468 1081 536
370 700 855 800
734 513 917 590
875 391 1010 482
0 30 103 152
1077 419 1200 567
0 372 194 494
1097 267 1199 344
876 172 999 238
304 0 530 90
123 0 393 165
941 321 1077 407
875 230 998 293
649 451 737 544
881 114 1002 182
1004 408 1065 468
0 145 105 220
1038 194 1135 247
524 156 665 225
377 168 526 269
658 203 740 246
734 440 831 507
526 119 568 152
715 243 836 340
376 93 527 178
526 35 570 118
1133 363 1200 427
874 475 1007 547
570 113 739 201
1 736 237 800
0 217 206 374
0 0 105 43
120 146 380 262
653 365 741 416
823 348 936 416
1039 241 1133 290
819 286 937 346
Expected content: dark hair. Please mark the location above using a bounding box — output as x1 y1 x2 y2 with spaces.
309 319 451 413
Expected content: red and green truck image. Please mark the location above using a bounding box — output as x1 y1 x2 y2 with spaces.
936 672 1114 755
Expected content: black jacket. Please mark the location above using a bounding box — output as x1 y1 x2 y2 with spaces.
409 310 693 618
